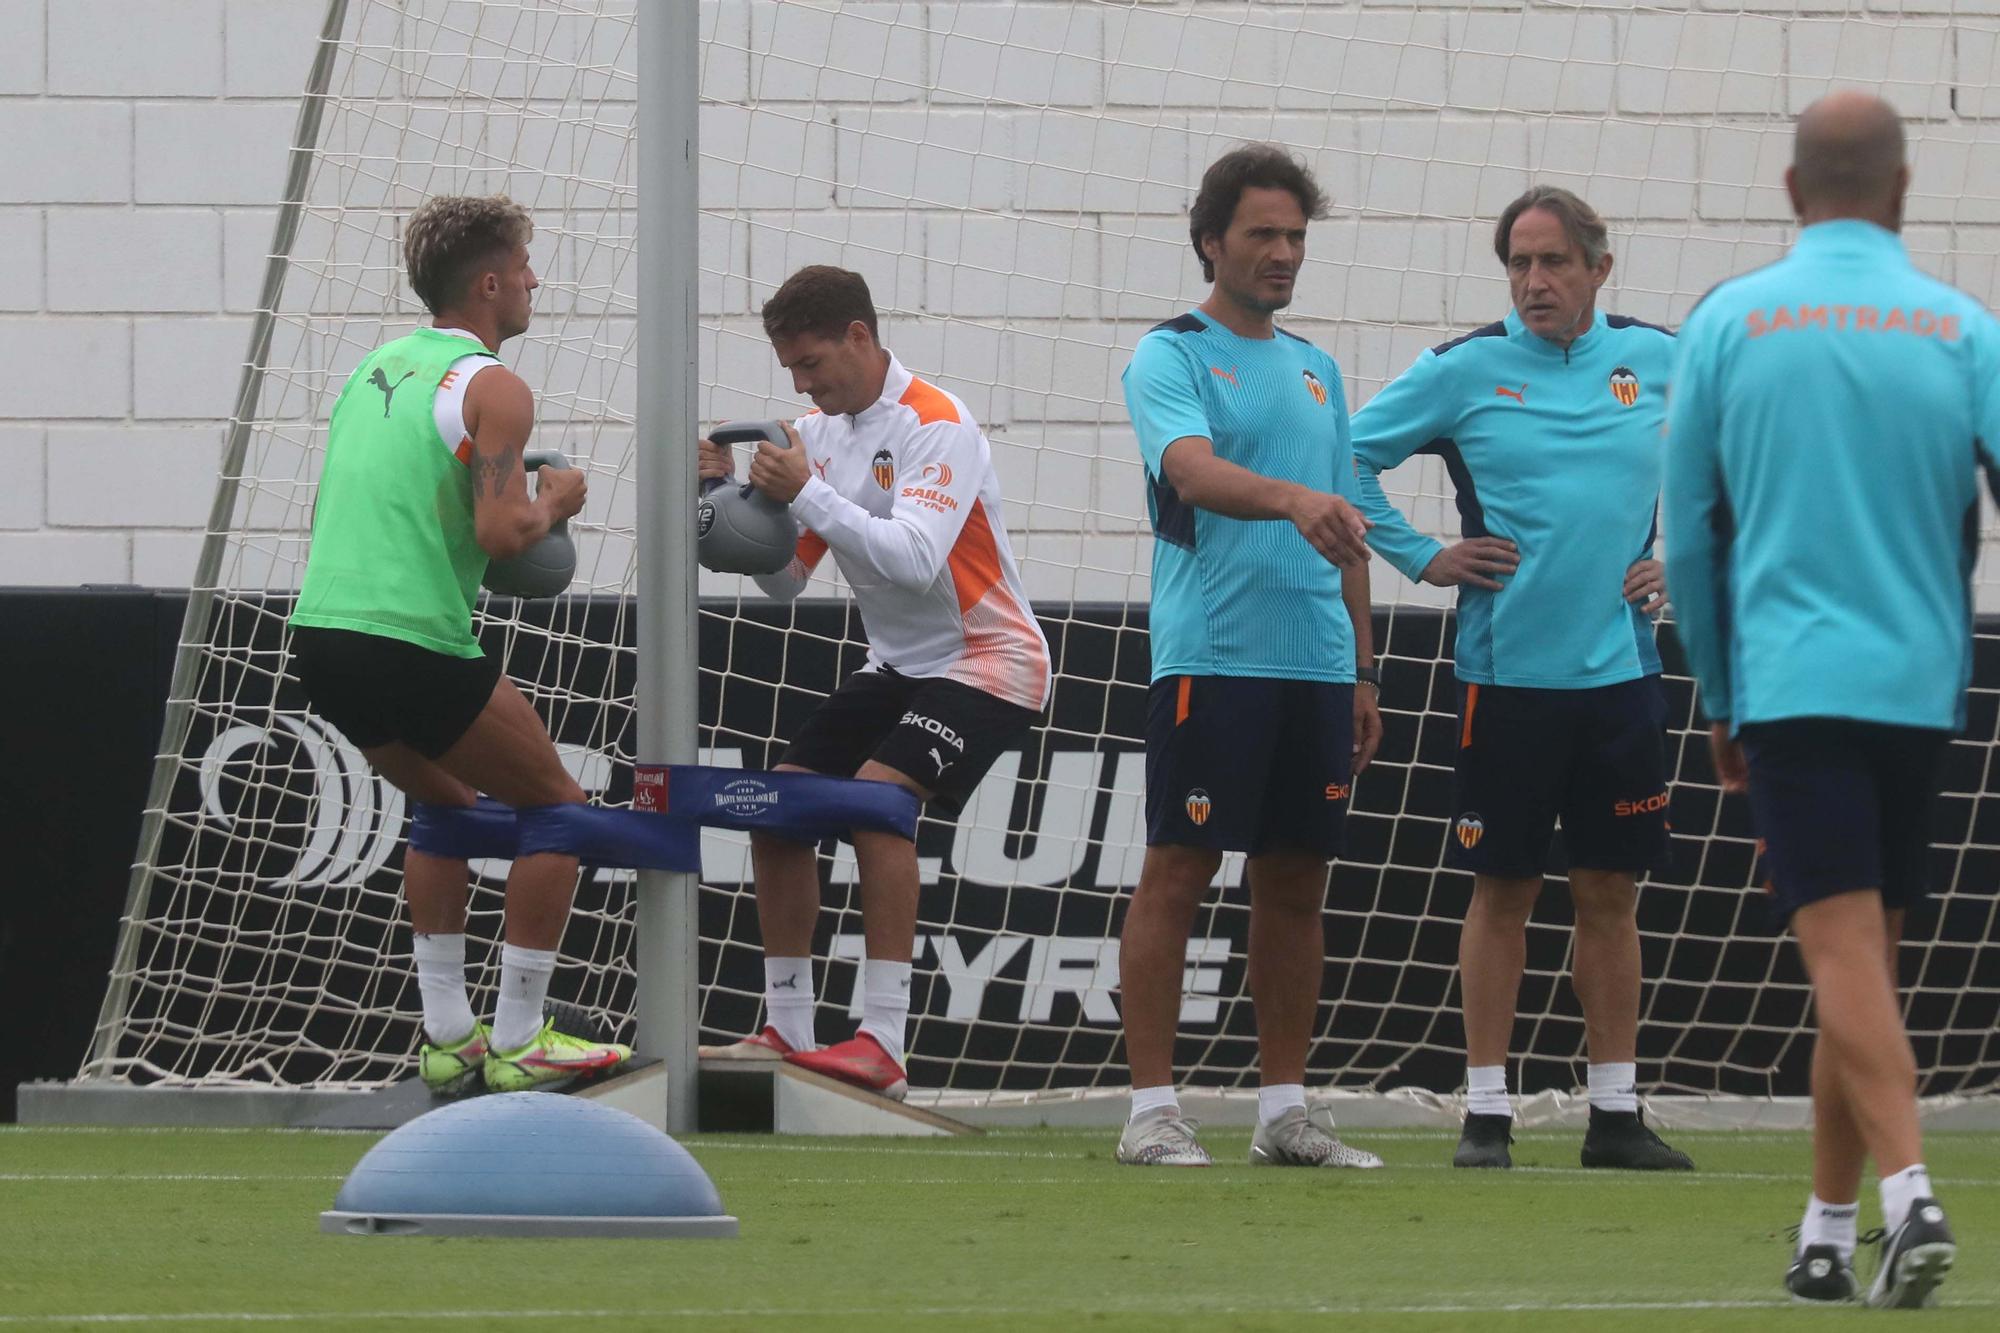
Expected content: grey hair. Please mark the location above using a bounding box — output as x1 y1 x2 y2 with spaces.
1493 185 1610 269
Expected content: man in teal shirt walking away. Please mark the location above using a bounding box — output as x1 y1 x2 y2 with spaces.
1666 93 2000 1307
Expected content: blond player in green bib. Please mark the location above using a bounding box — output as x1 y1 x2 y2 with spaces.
289 195 629 1094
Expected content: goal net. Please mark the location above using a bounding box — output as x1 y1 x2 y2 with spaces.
77 0 2000 1113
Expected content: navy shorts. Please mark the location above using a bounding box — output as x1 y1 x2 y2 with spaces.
289 626 502 759
1738 718 1950 919
1144 675 1353 858
1448 676 1669 878
780 668 1040 818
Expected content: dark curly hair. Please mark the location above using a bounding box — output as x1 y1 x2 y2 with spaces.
1188 144 1331 282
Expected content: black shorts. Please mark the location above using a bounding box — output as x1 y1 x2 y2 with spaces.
1144 675 1353 858
1739 718 1950 919
289 626 500 759
1449 676 1669 878
779 669 1041 817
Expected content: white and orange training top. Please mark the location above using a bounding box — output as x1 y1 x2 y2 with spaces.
751 353 1052 713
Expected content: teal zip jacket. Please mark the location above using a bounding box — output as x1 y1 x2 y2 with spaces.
1353 309 1674 688
1664 220 2000 733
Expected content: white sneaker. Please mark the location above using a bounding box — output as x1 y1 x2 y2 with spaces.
1116 1107 1212 1167
1250 1104 1384 1168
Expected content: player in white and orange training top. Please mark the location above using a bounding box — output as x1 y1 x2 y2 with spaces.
695 265 1051 1099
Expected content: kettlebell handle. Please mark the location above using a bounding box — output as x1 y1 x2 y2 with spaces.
481 448 578 599
520 449 574 536
703 420 791 498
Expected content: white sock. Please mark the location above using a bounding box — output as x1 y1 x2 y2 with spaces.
1466 1065 1511 1118
1257 1083 1306 1126
763 956 817 1052
1880 1163 1934 1235
858 958 912 1067
1587 1061 1639 1114
492 943 557 1051
1130 1085 1180 1123
1799 1194 1860 1261
410 932 477 1046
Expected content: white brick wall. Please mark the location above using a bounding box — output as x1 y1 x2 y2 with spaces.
1 0 1996 598
2 0 310 585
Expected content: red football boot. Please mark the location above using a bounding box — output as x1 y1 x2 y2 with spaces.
784 1031 908 1101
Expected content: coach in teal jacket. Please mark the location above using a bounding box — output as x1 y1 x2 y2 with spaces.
1351 186 1691 1174
1663 92 2000 1306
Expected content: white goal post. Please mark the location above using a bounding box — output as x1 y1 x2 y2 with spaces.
36 0 2000 1129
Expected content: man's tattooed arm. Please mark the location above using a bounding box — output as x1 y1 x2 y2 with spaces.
472 446 511 499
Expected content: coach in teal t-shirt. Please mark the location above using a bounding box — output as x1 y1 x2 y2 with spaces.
1663 91 2000 1309
1110 144 1383 1175
1125 310 1359 683
1351 186 1693 1176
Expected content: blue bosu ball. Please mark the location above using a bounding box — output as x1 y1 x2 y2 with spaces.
321 1092 738 1238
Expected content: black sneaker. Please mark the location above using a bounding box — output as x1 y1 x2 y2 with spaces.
1866 1198 1955 1309
1578 1107 1694 1171
1452 1113 1513 1168
1785 1242 1860 1303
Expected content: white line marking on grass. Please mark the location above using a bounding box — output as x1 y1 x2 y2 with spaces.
0 1174 345 1183
778 1177 1096 1186
691 1141 2000 1186
6 1299 1999 1324
1349 1129 1808 1137
0 1127 373 1137
691 1140 1078 1161
10 1165 1994 1190
756 1169 2000 1188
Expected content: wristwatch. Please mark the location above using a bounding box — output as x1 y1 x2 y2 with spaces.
1355 664 1381 691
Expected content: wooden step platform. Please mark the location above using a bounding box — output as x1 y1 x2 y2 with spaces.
697 1057 980 1137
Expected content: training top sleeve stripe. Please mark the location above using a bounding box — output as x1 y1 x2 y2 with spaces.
899 376 962 427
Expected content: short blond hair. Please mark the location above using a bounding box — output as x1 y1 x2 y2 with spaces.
403 194 533 315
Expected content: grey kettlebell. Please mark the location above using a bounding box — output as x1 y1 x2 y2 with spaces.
698 421 801 576
482 449 577 599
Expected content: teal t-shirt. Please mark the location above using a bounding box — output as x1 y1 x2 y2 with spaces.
1121 310 1357 684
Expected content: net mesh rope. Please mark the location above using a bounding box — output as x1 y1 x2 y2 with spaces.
85 0 2000 1105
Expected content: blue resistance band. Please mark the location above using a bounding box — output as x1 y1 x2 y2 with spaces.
403 766 919 870
657 765 919 842
408 796 521 859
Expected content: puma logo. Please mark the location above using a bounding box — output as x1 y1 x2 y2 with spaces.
370 367 417 416
1495 383 1527 403
1209 366 1238 387
771 975 800 990
928 747 947 771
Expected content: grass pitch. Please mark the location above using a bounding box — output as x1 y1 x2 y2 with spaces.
1 1124 1996 1330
